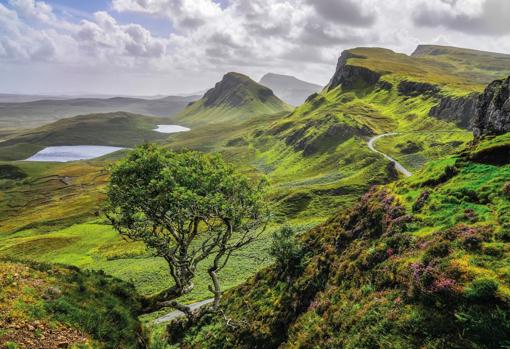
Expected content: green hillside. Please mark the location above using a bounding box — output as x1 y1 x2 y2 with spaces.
0 260 142 348
177 127 510 349
0 112 170 161
2 45 510 347
174 72 293 125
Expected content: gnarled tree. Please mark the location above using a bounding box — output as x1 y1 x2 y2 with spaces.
105 145 268 316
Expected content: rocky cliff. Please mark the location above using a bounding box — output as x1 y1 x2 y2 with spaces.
429 93 479 129
473 76 510 138
326 51 380 91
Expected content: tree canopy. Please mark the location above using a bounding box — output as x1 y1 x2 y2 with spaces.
105 144 268 315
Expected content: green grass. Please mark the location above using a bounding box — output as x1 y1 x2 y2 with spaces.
178 133 510 349
2 45 508 336
0 259 143 348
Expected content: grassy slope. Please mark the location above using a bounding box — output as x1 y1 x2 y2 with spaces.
180 133 510 349
0 112 172 161
173 72 293 125
2 46 509 320
0 259 142 348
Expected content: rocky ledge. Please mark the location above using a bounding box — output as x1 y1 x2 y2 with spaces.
327 51 381 91
473 75 510 138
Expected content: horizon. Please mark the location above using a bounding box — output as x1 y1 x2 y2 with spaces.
1 0 510 95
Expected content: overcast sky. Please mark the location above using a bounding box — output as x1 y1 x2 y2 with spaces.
1 0 510 95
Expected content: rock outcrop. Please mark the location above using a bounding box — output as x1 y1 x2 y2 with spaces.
429 93 479 129
327 51 380 91
473 76 510 138
397 80 440 98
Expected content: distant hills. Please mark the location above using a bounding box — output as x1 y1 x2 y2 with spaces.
259 73 322 106
0 112 170 161
0 95 198 131
175 72 293 124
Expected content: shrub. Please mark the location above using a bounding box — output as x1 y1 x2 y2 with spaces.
465 278 499 302
270 226 304 277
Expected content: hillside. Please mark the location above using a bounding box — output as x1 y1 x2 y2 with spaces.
174 72 293 125
259 73 322 106
0 260 142 348
2 45 510 345
412 45 510 84
0 112 172 161
176 75 510 349
167 45 497 222
0 95 197 132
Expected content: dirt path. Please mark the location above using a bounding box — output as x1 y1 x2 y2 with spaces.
154 298 214 324
367 133 412 177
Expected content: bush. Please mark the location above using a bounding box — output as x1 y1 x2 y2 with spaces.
465 278 499 302
270 226 304 276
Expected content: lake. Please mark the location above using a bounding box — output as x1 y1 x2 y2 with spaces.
25 145 125 162
154 125 191 133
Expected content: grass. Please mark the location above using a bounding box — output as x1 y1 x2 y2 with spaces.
0 259 143 348
178 134 510 349
2 45 509 340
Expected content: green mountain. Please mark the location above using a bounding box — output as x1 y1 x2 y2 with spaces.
174 72 293 125
0 112 170 161
176 75 510 349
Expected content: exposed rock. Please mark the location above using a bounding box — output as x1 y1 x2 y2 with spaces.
429 93 479 129
473 76 510 138
376 80 393 91
327 51 380 91
397 80 440 98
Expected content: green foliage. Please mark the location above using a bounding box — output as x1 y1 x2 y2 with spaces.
465 278 500 302
269 226 305 276
0 260 143 348
106 144 269 304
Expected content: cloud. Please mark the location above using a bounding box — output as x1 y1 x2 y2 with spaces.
413 0 510 35
308 0 376 27
2 0 510 95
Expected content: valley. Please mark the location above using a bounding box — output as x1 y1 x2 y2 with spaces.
1 43 510 348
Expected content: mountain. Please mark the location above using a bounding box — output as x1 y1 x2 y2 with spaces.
0 95 198 131
176 76 510 348
3 45 510 348
259 73 322 106
175 72 293 125
0 112 171 161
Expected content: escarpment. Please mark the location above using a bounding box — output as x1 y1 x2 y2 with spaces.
429 93 479 129
473 75 510 138
327 51 381 91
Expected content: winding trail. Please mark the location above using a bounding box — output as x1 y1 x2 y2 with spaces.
367 133 412 177
154 298 214 324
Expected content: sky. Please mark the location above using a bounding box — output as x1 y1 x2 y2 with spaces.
1 0 510 96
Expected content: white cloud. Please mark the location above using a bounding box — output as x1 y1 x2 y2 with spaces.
1 0 510 95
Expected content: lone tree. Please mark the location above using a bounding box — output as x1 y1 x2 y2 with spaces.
105 144 268 317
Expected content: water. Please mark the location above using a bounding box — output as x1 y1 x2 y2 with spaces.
154 125 190 133
24 145 125 162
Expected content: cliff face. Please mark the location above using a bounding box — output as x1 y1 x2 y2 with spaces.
473 76 510 138
326 51 380 91
429 93 479 129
